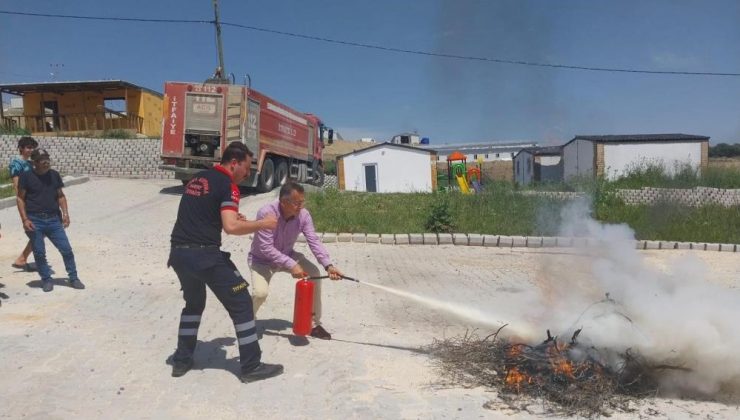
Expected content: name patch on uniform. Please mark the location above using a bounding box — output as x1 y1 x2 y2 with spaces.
186 177 211 197
232 281 249 294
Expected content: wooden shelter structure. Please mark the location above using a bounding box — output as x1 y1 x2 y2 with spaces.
0 80 163 136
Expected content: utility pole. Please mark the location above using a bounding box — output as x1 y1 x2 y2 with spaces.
208 0 228 84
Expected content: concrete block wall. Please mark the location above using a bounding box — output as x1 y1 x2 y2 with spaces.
0 134 173 179
519 188 739 207
616 187 740 208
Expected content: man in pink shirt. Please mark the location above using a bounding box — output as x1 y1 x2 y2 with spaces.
249 182 343 339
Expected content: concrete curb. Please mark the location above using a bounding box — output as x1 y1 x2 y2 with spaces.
294 232 739 252
0 175 90 211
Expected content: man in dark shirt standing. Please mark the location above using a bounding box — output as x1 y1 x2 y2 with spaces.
168 141 283 383
17 149 84 293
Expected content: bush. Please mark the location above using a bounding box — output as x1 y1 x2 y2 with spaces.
101 129 134 139
424 195 455 233
0 126 31 135
323 160 336 175
709 143 740 158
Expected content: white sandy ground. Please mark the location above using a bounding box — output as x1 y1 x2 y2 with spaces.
0 178 738 419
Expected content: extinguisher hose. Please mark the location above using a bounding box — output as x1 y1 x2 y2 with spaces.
306 275 360 283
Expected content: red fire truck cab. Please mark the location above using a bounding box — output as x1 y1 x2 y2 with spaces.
160 81 332 191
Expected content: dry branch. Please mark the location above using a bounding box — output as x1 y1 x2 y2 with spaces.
426 327 682 417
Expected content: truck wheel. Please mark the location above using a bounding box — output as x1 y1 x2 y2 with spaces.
275 159 289 186
257 158 275 192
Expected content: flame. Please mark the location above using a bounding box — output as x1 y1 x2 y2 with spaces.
501 334 610 393
553 359 575 378
505 367 527 391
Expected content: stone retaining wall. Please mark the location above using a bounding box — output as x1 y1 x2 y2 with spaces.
616 187 740 207
520 188 739 207
0 134 173 179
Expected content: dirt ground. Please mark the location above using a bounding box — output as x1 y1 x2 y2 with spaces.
0 178 738 419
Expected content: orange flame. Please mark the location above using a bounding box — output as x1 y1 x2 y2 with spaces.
504 367 532 392
505 367 524 384
552 359 575 378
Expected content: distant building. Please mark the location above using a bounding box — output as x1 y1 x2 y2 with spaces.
562 134 709 181
513 146 562 185
2 97 23 121
390 132 421 146
360 137 376 143
421 141 537 162
336 142 438 193
0 80 163 137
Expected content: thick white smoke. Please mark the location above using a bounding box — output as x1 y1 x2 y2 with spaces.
533 198 740 398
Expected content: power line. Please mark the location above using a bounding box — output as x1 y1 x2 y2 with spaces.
2 9 739 77
0 10 210 24
221 21 740 77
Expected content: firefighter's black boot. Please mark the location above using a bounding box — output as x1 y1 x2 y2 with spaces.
171 358 194 377
240 363 284 383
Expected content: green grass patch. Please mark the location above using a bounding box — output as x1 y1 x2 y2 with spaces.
0 126 31 135
306 185 740 244
609 161 740 189
101 129 135 139
307 184 570 236
0 185 14 199
597 201 740 243
0 168 14 198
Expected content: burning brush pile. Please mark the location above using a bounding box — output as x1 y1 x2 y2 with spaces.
426 326 683 417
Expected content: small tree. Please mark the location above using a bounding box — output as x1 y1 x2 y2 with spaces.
425 195 455 233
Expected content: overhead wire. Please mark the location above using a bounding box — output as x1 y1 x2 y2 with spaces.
1 9 739 77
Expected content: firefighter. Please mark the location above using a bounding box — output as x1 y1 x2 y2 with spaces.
168 141 283 383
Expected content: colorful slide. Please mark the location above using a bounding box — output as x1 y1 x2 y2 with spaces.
455 173 471 194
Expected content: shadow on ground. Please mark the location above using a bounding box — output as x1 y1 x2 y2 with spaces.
161 320 298 377
259 318 425 353
159 185 185 196
165 337 241 378
26 278 74 289
0 283 8 306
259 318 310 346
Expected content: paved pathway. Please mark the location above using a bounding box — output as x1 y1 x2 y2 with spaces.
0 178 738 419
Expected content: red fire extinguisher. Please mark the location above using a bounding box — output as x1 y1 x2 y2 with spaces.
292 276 314 336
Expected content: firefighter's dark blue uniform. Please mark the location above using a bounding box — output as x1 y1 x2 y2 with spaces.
169 165 261 372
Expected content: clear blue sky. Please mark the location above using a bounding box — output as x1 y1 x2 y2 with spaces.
1 0 739 145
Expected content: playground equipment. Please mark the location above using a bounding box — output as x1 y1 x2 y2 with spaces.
445 151 483 194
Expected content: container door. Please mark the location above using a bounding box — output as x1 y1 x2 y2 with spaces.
364 164 377 192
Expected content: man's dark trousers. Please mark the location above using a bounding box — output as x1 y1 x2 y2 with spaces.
25 213 78 283
169 248 261 372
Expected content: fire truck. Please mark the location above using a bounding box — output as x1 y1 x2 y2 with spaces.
159 81 332 191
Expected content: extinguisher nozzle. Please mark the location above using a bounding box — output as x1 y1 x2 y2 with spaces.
341 275 359 283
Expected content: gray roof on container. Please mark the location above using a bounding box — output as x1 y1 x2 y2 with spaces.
563 134 709 148
335 142 436 159
421 141 538 154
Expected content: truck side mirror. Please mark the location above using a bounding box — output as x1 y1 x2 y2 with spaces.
328 129 334 144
